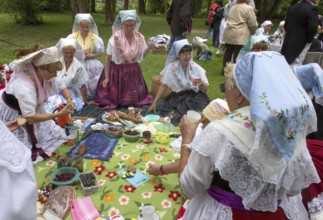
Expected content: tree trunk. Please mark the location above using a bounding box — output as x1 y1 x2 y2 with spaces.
105 0 116 25
70 0 90 17
139 0 146 14
164 0 168 16
91 0 96 12
124 0 129 10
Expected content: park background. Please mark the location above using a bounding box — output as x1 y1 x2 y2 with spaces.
1 0 323 100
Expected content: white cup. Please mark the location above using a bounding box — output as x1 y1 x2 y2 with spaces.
141 206 155 220
187 110 201 124
96 123 103 130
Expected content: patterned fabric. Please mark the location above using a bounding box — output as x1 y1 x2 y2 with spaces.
34 126 185 219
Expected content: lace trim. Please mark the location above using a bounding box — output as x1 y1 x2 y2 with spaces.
191 123 319 212
0 122 30 172
308 193 323 215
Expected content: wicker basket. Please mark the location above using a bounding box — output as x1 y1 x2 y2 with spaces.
151 75 172 99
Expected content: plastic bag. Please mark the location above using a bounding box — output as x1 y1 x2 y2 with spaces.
43 186 76 219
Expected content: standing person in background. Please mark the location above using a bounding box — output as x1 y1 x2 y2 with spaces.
212 0 224 48
281 0 318 66
95 10 153 110
221 0 257 74
68 13 104 97
166 0 192 52
205 2 218 40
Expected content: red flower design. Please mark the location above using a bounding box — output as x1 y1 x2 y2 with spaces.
94 164 106 175
168 191 181 201
6 69 13 74
124 185 136 193
114 36 119 41
159 148 168 153
119 49 124 55
154 183 166 193
105 171 117 179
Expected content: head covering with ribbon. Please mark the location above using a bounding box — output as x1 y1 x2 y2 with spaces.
112 10 141 34
55 38 85 62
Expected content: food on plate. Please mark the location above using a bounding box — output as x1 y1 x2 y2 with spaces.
105 110 120 121
53 173 75 182
124 130 140 136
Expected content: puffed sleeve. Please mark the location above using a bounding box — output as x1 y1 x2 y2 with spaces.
179 150 214 199
95 35 105 54
14 83 37 117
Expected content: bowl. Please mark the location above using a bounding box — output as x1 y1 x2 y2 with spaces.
155 132 169 144
104 125 124 138
50 167 80 186
123 130 140 142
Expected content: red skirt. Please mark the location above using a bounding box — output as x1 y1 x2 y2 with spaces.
302 139 323 215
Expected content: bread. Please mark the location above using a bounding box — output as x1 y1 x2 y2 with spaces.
77 144 87 156
16 117 27 126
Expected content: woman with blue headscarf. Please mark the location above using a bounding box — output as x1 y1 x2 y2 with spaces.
177 51 319 219
96 10 153 109
148 39 210 125
294 63 323 219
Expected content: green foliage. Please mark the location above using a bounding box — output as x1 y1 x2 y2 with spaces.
0 0 43 24
146 0 165 14
0 11 224 100
39 0 65 12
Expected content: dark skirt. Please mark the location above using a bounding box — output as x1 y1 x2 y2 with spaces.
158 90 210 125
95 62 153 109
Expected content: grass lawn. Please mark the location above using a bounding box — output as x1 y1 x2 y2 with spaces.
0 11 225 100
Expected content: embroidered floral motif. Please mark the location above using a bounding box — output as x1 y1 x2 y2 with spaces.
229 111 256 132
259 89 309 142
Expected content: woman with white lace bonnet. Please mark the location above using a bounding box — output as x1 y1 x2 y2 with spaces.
45 38 94 113
0 47 74 163
178 51 319 220
67 13 104 97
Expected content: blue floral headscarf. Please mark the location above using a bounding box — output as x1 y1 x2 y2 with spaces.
234 51 317 161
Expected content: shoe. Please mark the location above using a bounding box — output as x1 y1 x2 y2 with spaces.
216 50 224 56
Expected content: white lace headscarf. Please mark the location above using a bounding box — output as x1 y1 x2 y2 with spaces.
72 13 99 35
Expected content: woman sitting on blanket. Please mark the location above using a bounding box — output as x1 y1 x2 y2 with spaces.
0 47 74 163
148 39 210 125
45 38 94 113
96 10 153 109
67 13 104 97
178 51 319 219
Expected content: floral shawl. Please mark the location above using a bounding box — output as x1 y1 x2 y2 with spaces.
107 30 146 64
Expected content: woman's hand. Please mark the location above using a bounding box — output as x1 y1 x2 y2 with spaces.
147 164 162 176
148 103 157 113
6 121 18 132
59 103 74 116
192 77 202 86
179 115 199 143
102 78 109 88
